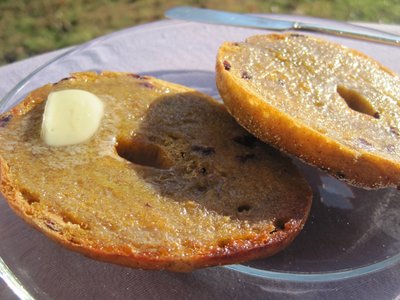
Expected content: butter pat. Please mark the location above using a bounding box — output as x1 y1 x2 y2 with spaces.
41 89 104 146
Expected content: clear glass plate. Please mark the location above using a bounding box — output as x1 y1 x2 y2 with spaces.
1 15 400 299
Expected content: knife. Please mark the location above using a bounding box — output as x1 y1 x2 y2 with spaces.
165 6 400 46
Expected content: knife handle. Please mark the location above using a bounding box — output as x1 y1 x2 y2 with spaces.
296 22 400 46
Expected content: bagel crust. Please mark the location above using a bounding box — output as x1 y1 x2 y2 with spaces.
0 71 311 271
216 33 400 189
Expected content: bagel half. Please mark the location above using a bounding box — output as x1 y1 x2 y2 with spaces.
0 71 312 271
216 33 400 189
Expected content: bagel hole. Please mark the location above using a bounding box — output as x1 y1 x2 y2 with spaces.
20 189 40 205
44 220 59 232
217 239 230 248
237 204 252 212
68 237 82 245
61 213 90 230
337 85 379 119
272 219 287 233
116 137 173 169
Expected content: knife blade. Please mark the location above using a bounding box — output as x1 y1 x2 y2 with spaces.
165 6 400 46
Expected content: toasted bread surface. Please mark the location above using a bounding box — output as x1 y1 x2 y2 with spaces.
216 33 400 189
0 71 311 271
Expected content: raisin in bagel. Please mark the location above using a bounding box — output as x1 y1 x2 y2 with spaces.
216 33 400 189
0 71 312 271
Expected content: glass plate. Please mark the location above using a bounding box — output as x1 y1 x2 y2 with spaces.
1 15 400 299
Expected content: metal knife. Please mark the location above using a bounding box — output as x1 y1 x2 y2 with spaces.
165 6 400 46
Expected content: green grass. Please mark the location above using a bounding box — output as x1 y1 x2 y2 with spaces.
0 0 399 66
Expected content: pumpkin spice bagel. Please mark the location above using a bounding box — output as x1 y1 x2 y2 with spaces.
216 33 400 189
0 71 312 271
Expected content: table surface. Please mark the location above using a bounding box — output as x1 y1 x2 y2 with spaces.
1 17 400 300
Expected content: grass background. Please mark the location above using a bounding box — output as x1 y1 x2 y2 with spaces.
1 0 399 66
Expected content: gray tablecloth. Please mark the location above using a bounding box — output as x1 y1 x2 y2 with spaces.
1 17 400 300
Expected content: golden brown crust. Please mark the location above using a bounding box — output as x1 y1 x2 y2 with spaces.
0 71 312 271
216 33 400 189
